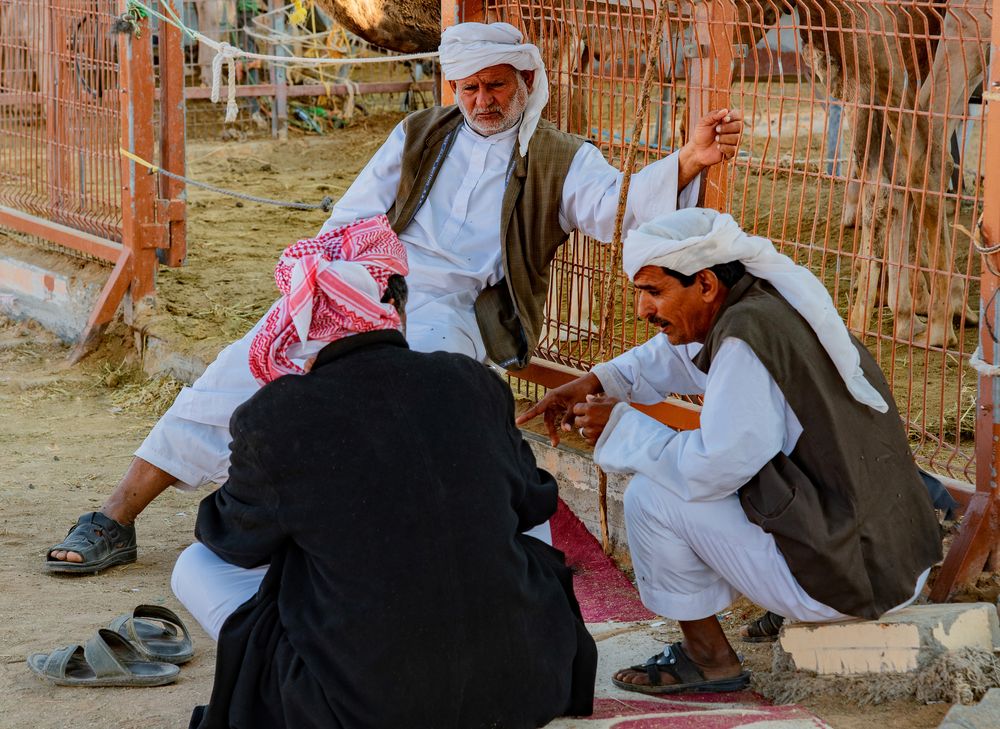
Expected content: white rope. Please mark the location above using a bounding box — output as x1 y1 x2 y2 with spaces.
210 42 241 123
342 79 360 120
131 0 438 122
969 346 1000 377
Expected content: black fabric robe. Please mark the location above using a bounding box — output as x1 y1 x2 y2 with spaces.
189 330 596 729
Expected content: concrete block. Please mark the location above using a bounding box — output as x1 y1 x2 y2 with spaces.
938 688 1000 728
523 432 632 560
0 238 106 342
779 602 1000 676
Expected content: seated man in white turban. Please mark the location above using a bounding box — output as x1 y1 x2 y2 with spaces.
518 208 942 694
46 21 744 573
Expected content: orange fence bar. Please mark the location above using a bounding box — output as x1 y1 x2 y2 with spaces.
930 3 1000 599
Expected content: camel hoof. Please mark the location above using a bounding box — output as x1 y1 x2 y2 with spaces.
895 317 927 340
960 307 979 327
919 326 958 350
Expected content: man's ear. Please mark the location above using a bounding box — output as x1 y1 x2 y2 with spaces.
520 69 535 92
697 269 722 301
448 80 457 93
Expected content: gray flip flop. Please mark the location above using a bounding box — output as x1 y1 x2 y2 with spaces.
108 605 194 665
27 628 180 687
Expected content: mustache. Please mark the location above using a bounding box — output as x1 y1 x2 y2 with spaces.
646 314 669 328
473 103 503 116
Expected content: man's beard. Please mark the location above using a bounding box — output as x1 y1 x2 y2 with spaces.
460 77 529 136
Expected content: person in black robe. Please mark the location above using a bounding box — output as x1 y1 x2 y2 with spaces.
182 218 596 728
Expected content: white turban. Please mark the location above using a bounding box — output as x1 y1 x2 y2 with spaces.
623 208 889 413
439 22 549 157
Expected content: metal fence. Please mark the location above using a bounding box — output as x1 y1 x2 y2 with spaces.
161 1 436 138
464 0 993 488
0 0 122 245
0 0 186 351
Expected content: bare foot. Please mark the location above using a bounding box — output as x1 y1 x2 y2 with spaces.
48 548 83 563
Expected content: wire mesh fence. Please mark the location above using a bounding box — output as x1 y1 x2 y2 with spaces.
0 0 123 249
485 0 993 483
157 0 435 138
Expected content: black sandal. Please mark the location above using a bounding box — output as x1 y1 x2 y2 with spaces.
740 611 785 643
612 642 751 695
45 512 137 574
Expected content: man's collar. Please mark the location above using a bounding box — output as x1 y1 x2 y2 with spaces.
312 329 408 371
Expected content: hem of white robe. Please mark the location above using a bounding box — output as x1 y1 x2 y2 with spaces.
135 443 209 492
637 578 741 622
134 417 223 491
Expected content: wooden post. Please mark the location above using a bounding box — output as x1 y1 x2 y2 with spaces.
118 2 158 312
685 0 736 211
929 5 1000 601
269 0 289 140
440 0 485 105
158 0 187 268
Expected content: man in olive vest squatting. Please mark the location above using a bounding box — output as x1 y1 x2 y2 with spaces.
44 22 744 574
518 207 942 693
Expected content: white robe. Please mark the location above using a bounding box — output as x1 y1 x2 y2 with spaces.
591 335 927 621
138 116 699 490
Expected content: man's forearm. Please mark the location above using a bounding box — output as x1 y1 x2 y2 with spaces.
676 143 708 194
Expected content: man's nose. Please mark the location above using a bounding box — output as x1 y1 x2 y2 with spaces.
475 88 494 108
636 293 654 319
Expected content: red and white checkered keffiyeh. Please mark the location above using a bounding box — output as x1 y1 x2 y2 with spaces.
248 215 408 385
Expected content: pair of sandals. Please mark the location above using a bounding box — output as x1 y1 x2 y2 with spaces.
27 605 193 687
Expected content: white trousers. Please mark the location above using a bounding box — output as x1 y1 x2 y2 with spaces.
623 474 928 622
137 307 482 490
174 522 553 642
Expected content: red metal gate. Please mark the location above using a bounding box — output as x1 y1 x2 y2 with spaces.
0 0 186 353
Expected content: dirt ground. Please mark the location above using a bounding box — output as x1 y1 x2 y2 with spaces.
0 107 981 728
0 320 216 728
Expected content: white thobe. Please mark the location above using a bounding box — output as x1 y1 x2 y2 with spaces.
591 334 927 621
139 115 700 490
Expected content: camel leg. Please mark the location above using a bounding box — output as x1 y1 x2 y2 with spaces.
842 178 861 229
848 175 883 337
900 2 988 345
885 192 926 339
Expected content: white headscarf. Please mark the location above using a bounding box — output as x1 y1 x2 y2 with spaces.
624 208 889 413
439 22 549 157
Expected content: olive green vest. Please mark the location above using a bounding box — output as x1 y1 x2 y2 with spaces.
385 106 587 369
694 275 942 618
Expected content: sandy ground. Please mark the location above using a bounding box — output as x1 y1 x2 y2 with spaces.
0 321 216 728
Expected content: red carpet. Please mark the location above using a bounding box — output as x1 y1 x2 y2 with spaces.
550 499 653 623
